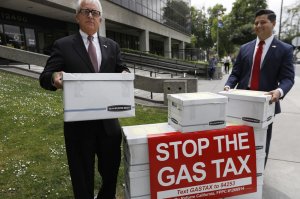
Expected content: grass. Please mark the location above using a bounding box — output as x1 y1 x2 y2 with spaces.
0 71 168 199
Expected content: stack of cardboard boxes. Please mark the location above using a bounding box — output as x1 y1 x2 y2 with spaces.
219 90 275 199
123 92 228 198
123 123 176 199
122 90 275 199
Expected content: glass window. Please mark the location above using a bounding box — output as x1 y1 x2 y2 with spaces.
25 28 35 46
122 0 129 8
0 24 3 44
111 0 191 34
25 28 36 52
142 0 147 16
136 1 142 14
129 0 136 10
3 24 25 49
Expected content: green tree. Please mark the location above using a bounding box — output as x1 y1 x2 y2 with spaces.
189 0 270 59
228 0 267 45
281 1 300 44
219 14 235 57
208 4 227 57
190 6 213 59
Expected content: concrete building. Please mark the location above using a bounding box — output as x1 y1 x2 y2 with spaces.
0 0 191 59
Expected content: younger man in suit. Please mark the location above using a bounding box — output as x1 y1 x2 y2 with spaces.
39 0 129 198
224 9 295 166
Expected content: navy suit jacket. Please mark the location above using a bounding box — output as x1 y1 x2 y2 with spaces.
39 32 129 136
225 38 295 114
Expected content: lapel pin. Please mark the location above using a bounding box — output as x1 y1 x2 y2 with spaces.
272 45 276 48
103 45 107 48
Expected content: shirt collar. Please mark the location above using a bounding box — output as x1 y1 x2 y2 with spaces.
256 35 274 47
79 30 98 44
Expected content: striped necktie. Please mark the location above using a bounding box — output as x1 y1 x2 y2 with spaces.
88 36 98 72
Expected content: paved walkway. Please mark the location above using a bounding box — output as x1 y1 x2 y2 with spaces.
1 64 300 198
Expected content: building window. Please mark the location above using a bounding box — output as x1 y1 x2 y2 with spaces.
150 39 164 56
3 24 25 49
110 0 191 34
0 24 3 44
24 28 36 52
107 30 139 50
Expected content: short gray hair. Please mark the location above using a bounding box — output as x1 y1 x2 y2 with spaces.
76 0 103 15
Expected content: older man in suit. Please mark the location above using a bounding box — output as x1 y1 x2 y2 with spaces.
39 0 129 198
224 9 295 166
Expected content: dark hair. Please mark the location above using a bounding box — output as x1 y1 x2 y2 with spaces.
255 9 276 22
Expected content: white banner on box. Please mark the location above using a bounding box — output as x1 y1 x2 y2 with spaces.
157 177 252 199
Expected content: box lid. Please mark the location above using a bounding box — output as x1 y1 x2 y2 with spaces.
219 89 271 102
167 92 228 106
63 72 134 81
122 123 176 145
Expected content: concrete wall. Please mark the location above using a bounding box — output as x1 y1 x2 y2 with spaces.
134 75 197 93
0 45 49 66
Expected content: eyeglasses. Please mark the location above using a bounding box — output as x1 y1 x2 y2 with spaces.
79 9 101 17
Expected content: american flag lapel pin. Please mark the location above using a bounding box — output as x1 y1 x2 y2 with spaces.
272 45 276 48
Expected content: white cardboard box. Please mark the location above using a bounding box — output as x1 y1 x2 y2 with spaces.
63 73 135 122
219 89 275 128
125 169 150 197
122 123 176 166
124 158 149 172
256 152 265 175
124 186 150 199
125 168 264 199
227 123 267 153
225 175 264 199
167 92 228 132
254 128 267 153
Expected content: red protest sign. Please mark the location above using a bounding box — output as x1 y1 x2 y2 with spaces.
147 125 257 199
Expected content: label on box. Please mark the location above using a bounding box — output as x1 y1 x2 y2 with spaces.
147 126 257 199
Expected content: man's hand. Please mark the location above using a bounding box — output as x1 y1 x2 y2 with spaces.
224 85 230 91
52 71 63 89
266 89 281 104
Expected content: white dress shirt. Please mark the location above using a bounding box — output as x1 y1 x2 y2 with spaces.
249 35 283 97
79 29 102 71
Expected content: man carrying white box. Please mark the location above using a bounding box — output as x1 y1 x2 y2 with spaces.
39 0 130 198
224 9 295 166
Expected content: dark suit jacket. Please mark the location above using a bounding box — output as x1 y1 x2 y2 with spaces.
225 38 295 114
39 32 129 135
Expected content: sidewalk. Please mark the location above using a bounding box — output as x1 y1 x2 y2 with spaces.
2 64 300 198
263 75 300 199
